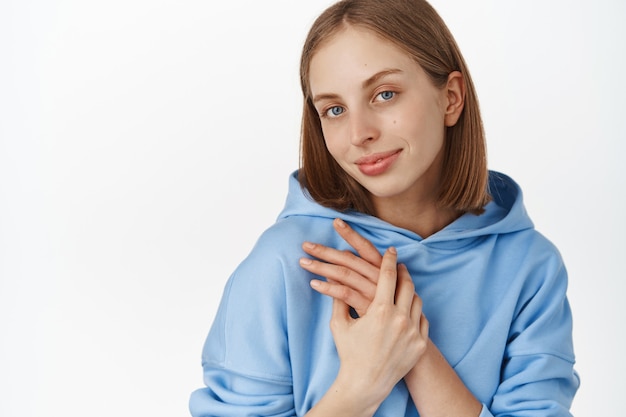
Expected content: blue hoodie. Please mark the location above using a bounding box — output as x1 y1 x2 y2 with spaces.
189 170 579 417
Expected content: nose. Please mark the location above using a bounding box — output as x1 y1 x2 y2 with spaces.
349 108 380 146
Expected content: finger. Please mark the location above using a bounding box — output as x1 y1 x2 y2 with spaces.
310 279 370 317
372 247 399 305
334 218 383 268
414 311 429 341
419 313 429 339
410 293 424 323
330 297 352 333
302 241 380 283
300 257 377 299
394 264 415 310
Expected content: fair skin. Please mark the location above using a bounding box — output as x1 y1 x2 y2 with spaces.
303 246 429 417
308 25 463 237
301 219 482 417
300 25 482 417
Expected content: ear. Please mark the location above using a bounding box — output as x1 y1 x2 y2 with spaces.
443 71 465 127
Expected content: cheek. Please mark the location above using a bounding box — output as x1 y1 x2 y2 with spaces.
321 125 348 156
400 103 445 141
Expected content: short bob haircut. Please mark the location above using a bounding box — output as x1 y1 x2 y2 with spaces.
299 0 491 215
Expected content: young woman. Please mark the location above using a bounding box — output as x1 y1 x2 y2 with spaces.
189 1 579 416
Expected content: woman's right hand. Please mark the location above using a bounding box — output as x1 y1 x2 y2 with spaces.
301 221 481 417
300 218 383 317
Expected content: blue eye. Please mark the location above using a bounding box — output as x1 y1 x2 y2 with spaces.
325 106 345 117
378 91 395 101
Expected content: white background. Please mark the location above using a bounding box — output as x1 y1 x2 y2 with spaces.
1 0 624 415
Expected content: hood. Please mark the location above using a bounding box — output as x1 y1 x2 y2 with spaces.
277 170 534 250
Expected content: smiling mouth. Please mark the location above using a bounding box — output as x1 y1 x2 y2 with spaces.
355 149 402 176
355 149 402 165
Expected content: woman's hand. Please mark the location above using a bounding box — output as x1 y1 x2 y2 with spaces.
328 247 429 409
300 219 482 417
299 218 383 316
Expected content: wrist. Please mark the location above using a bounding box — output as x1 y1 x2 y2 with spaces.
406 338 435 381
329 367 386 416
404 339 482 417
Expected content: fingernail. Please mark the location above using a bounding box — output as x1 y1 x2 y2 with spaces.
335 218 346 228
303 242 315 250
300 258 312 265
388 246 397 254
310 280 320 288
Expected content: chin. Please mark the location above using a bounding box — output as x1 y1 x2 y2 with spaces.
364 184 409 200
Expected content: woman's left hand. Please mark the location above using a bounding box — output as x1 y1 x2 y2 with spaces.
301 218 483 417
299 218 386 317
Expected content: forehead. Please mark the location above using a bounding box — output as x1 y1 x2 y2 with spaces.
309 26 417 94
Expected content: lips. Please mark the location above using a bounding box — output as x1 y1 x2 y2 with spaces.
355 149 402 176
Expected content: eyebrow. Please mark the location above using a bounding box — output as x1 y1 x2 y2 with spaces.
312 68 404 104
362 68 403 89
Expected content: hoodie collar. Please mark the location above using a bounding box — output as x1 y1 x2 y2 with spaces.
277 170 534 247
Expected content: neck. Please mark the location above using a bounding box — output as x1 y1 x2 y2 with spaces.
373 195 460 238
367 148 461 238
369 154 459 238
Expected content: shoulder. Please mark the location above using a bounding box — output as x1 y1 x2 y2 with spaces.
498 229 567 292
502 229 571 336
244 215 336 263
226 215 337 292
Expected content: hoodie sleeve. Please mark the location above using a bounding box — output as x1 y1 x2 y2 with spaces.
483 245 580 417
189 245 296 417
